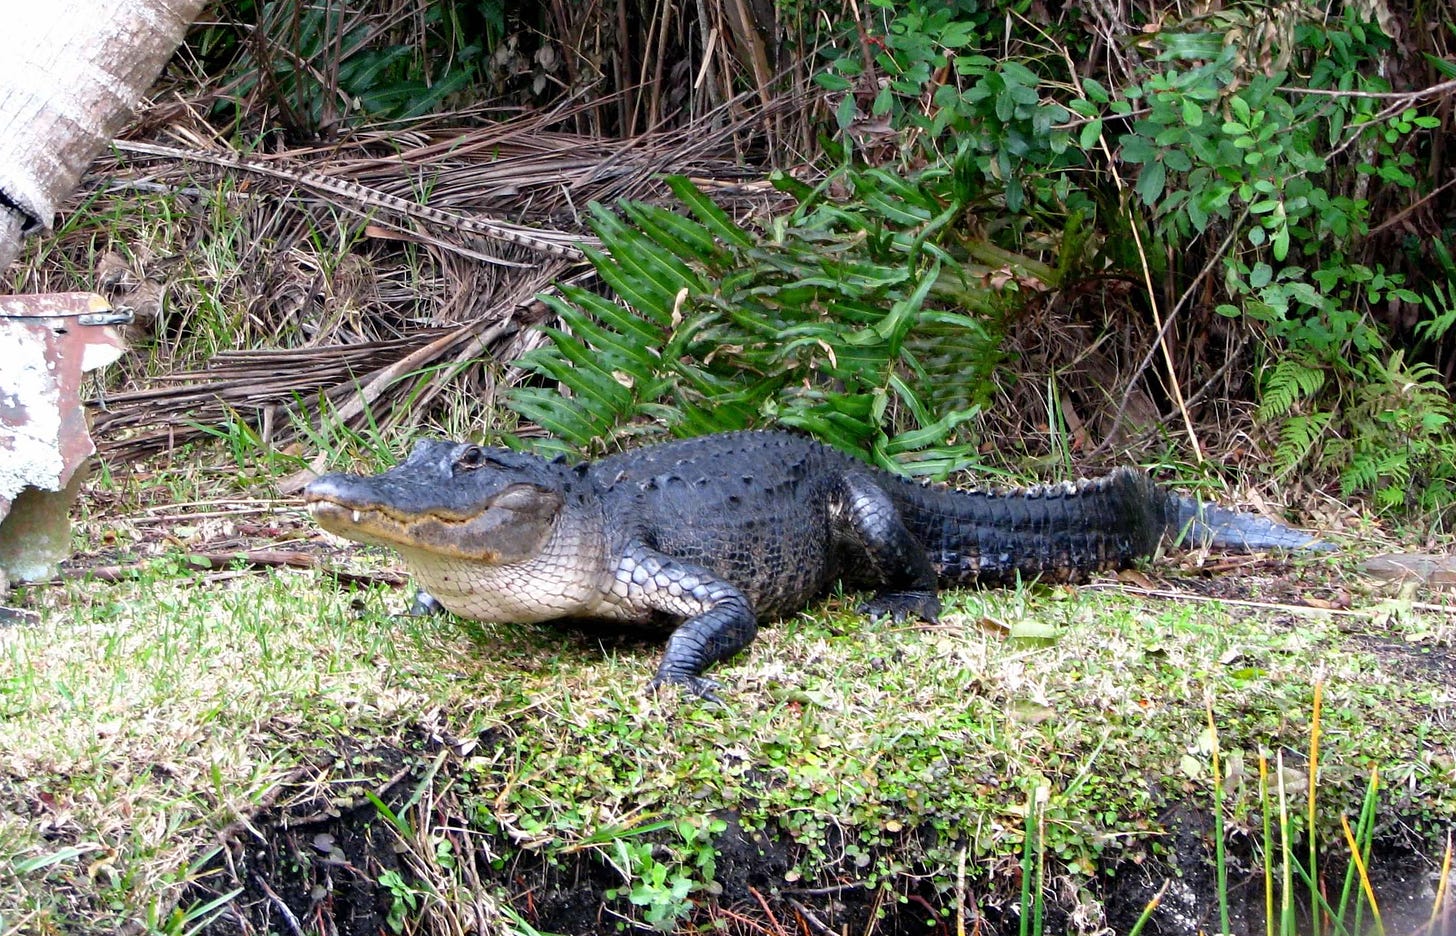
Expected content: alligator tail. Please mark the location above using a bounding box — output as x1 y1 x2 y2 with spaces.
892 467 1171 586
891 468 1330 587
1166 494 1333 552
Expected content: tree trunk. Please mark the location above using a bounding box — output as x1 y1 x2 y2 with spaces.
0 0 207 271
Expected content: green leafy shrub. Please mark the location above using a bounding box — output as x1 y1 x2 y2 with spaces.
818 0 1080 211
1092 13 1453 513
813 0 1456 514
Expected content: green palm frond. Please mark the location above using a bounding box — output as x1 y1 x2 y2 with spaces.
508 159 1030 473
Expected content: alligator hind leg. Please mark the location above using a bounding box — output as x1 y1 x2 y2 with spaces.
840 474 941 622
608 542 758 699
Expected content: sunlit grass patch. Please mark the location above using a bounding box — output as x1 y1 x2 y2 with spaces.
0 562 481 934
1 541 1452 934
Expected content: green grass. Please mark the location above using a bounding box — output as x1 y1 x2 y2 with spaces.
2 501 1453 934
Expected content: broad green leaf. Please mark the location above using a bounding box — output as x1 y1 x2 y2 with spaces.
665 176 755 248
1135 160 1166 205
1156 31 1224 61
1001 60 1040 87
862 191 934 226
814 72 852 92
552 288 661 345
541 329 635 409
621 202 720 261
580 248 672 326
510 389 603 444
595 203 703 293
1229 94 1251 124
1119 133 1155 164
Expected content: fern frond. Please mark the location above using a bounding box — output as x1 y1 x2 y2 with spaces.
1257 357 1327 421
1271 410 1333 477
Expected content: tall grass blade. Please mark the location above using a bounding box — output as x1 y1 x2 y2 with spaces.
1279 751 1295 936
1340 814 1385 936
1126 879 1170 936
1336 765 1381 935
1206 695 1230 936
1019 783 1041 936
1428 832 1452 936
1261 754 1275 936
1309 681 1324 935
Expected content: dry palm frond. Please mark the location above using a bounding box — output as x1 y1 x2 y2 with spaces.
56 92 810 468
91 268 573 470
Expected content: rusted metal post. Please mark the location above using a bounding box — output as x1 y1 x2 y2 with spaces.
0 293 131 593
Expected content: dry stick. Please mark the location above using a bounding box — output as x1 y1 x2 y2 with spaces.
1082 581 1424 617
781 882 868 896
346 317 499 419
1090 206 1251 458
1179 328 1254 411
713 906 779 936
1326 85 1456 163
747 886 790 935
1053 39 1203 460
721 0 778 136
1366 173 1456 239
1281 77 1456 101
784 897 837 936
76 550 408 587
254 874 307 936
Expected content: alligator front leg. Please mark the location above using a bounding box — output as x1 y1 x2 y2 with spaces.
608 542 758 699
841 473 941 622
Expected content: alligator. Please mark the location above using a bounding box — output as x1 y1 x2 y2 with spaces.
304 430 1330 697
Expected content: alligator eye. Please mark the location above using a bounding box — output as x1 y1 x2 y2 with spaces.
456 445 486 470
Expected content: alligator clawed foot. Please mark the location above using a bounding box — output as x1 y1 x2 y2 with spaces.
407 589 447 617
649 673 725 705
859 590 940 624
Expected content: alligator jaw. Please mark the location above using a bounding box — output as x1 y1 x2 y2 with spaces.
305 497 463 554
304 478 563 565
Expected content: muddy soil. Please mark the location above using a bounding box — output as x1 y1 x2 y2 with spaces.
189 731 1451 936
192 741 1012 936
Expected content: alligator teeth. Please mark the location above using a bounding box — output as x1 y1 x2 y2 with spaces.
352 510 362 523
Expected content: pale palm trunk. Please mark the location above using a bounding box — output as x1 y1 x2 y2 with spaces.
0 0 206 269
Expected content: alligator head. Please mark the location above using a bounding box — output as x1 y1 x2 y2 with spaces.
304 441 564 563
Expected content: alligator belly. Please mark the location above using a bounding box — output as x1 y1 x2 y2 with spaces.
398 546 613 624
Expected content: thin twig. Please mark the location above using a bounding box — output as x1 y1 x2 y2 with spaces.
1279 78 1456 101
1090 206 1251 457
68 550 409 588
1367 174 1456 239
1083 581 1381 617
785 897 837 936
781 882 869 896
255 873 307 936
748 886 789 935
